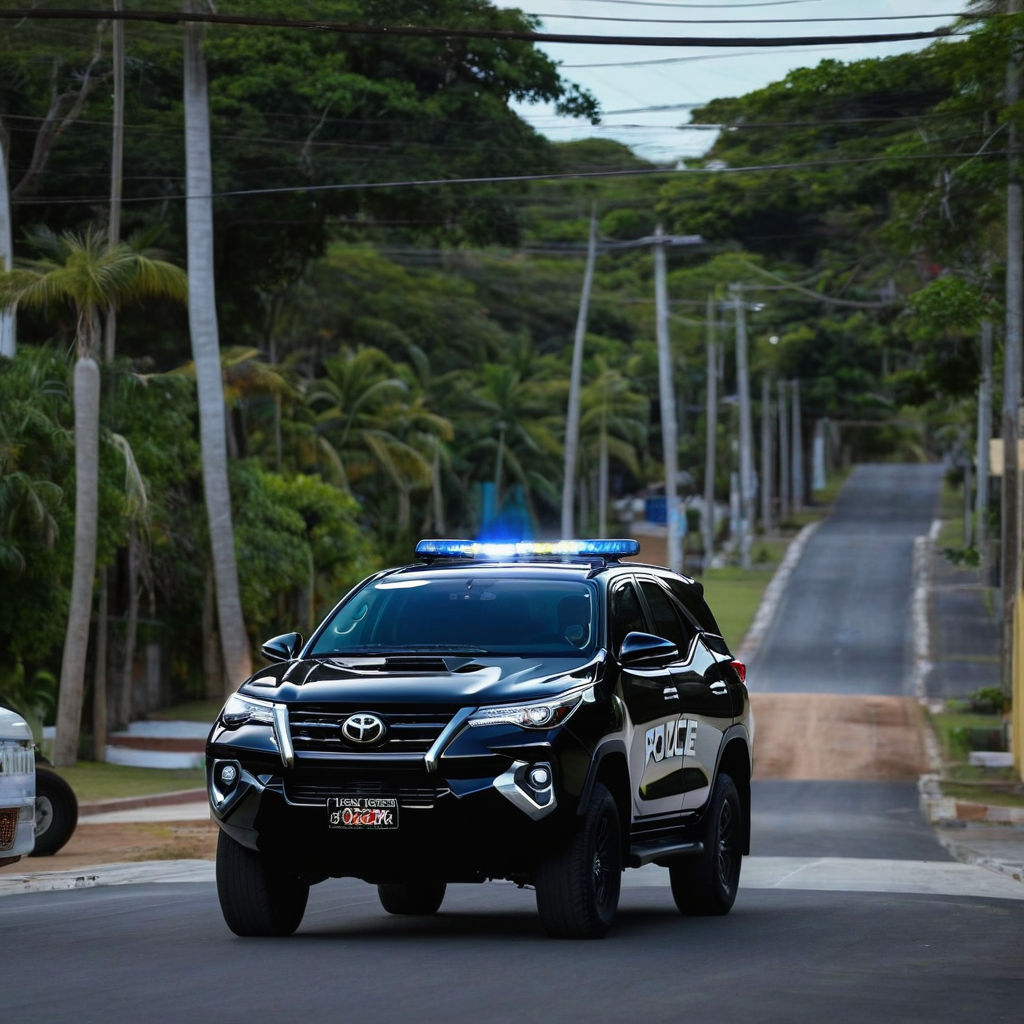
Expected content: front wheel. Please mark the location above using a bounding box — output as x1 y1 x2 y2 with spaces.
216 831 309 936
535 781 622 939
669 772 742 916
377 881 447 915
30 766 78 856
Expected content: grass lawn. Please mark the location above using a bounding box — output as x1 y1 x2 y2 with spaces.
50 762 205 803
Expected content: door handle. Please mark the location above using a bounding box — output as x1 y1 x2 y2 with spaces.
709 681 728 695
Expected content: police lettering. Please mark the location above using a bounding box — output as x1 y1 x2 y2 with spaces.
644 717 697 765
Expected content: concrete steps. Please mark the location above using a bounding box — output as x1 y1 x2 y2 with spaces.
104 721 209 769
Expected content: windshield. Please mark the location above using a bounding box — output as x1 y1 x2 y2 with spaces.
310 576 598 657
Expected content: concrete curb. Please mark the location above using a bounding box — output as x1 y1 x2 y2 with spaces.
736 520 820 666
79 788 207 817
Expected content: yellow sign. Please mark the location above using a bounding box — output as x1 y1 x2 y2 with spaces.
989 438 1024 475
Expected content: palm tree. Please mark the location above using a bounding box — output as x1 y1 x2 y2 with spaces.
184 3 251 693
578 354 649 535
461 339 566 526
310 346 450 539
0 226 187 765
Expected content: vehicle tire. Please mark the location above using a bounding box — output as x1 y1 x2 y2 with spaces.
535 781 622 939
669 772 742 916
30 766 78 857
377 881 447 915
216 830 309 937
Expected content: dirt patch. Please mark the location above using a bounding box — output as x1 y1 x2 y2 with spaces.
2 694 931 873
751 693 932 781
7 819 220 873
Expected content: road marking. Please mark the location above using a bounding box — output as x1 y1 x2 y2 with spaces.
4 855 1022 901
625 857 1024 901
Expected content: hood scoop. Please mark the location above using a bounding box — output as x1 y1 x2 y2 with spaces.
378 655 451 674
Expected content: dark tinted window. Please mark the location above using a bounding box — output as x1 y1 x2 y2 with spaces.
609 582 646 651
638 580 696 651
665 578 723 636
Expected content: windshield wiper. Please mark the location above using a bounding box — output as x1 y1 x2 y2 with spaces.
398 644 489 655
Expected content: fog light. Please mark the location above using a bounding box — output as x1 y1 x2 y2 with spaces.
219 762 238 790
529 766 550 789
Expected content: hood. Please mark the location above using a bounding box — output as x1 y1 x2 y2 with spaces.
0 705 33 742
238 651 604 706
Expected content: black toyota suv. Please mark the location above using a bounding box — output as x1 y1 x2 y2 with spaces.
207 539 752 939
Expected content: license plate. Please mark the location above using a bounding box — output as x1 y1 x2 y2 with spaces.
327 796 398 830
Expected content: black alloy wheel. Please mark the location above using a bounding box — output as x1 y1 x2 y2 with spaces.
535 781 622 939
669 771 742 916
215 830 309 937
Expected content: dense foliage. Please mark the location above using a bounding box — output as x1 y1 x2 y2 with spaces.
0 3 1014 729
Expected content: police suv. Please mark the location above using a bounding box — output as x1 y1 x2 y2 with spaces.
207 539 752 939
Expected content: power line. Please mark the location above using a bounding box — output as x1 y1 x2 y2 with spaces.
529 11 969 25
10 146 1009 208
0 8 959 48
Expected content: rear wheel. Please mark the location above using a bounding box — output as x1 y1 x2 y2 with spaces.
216 831 309 936
377 881 447 915
669 772 742 916
535 781 622 939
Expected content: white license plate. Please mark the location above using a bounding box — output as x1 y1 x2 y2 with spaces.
327 796 399 830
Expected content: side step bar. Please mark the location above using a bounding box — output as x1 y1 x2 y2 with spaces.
628 839 704 868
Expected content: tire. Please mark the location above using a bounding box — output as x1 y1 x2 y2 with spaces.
669 772 742 916
216 830 309 937
30 767 78 857
535 781 622 939
377 881 447 916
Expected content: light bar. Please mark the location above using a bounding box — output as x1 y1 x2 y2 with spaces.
415 538 640 559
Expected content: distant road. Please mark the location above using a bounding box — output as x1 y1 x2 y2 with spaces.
749 463 944 695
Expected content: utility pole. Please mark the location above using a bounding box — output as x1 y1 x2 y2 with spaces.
976 318 993 559
731 283 756 569
778 378 790 524
761 371 774 534
561 204 597 537
791 378 804 514
655 225 682 572
1004 0 1024 780
703 292 718 568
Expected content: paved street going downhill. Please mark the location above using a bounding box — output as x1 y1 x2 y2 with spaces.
5 463 1023 1024
750 463 944 695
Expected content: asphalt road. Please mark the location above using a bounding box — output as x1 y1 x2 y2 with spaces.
6 464 1024 1023
749 462 945 695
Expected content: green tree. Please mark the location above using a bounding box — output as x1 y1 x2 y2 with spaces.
0 226 187 764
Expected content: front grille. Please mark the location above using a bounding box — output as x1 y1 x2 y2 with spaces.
0 740 34 776
288 706 456 755
0 808 17 851
284 772 448 808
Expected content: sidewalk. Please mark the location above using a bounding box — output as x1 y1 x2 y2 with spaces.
915 526 1024 886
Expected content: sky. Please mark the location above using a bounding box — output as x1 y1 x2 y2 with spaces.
497 1 967 163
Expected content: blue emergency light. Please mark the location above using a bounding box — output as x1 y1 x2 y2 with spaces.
414 538 640 560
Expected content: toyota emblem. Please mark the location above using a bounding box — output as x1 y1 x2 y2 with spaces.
341 713 386 745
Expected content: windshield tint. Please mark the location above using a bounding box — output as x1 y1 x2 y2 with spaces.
310 576 597 657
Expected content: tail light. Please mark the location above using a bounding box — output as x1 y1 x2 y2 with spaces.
730 660 746 684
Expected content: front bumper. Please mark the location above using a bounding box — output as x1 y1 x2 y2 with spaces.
206 712 595 882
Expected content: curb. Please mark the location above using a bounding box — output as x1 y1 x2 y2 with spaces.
78 788 207 817
736 520 820 666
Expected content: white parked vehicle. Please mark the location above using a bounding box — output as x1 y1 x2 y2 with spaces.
0 705 36 866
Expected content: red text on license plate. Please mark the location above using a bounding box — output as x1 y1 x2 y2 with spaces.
327 796 398 829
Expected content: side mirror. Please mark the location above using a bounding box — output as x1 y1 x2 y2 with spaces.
618 631 679 667
260 631 303 663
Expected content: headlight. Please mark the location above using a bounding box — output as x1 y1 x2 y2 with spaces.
220 694 275 729
467 685 592 730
